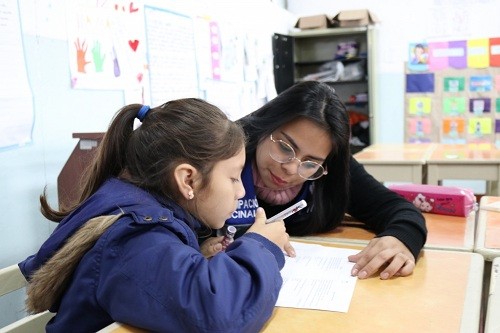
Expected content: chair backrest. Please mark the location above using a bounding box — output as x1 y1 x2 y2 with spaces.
97 322 148 332
0 264 55 333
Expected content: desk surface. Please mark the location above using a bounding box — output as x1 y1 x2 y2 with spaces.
353 143 434 183
353 143 435 164
99 242 484 333
298 212 476 252
427 143 500 164
475 196 500 260
485 257 500 333
262 242 483 333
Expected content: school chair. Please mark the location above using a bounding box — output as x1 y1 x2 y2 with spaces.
0 264 54 333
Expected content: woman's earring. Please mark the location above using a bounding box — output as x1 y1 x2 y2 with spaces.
188 191 194 200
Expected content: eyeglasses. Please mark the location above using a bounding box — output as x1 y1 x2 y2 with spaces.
269 134 328 180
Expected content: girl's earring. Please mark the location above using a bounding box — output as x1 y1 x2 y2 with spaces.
188 191 194 200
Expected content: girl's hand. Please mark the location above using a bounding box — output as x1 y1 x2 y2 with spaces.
247 208 291 255
200 236 224 258
348 236 416 280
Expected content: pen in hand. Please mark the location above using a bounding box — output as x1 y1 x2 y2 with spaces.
266 200 307 224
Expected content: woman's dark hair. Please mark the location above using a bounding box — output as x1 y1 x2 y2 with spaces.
41 98 245 222
237 81 350 235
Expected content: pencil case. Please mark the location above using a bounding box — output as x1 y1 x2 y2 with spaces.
387 184 478 217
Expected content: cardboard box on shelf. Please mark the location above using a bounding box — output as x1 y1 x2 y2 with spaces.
295 14 332 30
332 9 379 28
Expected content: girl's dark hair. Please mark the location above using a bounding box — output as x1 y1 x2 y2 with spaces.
237 81 350 235
41 98 245 222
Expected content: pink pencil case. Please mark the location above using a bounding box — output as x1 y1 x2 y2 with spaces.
388 184 477 217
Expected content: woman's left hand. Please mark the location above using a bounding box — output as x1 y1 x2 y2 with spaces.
347 236 416 280
200 236 224 258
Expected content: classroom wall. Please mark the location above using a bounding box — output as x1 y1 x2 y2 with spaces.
0 0 294 325
287 0 500 143
287 0 500 193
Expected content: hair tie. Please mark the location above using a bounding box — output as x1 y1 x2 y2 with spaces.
137 105 150 122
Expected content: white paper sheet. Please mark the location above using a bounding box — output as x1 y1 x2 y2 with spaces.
276 241 358 313
0 0 34 149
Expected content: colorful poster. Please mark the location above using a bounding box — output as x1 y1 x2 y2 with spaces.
470 76 493 92
496 75 500 92
442 118 466 144
468 117 492 135
490 38 500 67
67 1 147 90
448 40 467 69
408 118 431 134
443 77 465 92
469 98 491 114
443 97 466 115
408 43 429 71
497 98 500 112
467 38 489 68
443 118 465 135
406 73 435 93
428 41 448 71
408 97 431 115
408 118 432 143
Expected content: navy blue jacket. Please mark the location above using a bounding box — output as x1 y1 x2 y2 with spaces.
19 178 284 332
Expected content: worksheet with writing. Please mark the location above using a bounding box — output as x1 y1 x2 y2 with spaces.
276 241 358 312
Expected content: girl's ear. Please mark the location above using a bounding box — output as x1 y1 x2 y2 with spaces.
173 163 198 200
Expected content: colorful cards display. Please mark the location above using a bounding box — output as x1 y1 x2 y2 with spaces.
406 36 500 145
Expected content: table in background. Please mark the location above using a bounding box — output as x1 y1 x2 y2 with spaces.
475 196 500 261
485 257 500 333
98 241 484 333
426 144 500 195
295 212 476 252
353 143 435 184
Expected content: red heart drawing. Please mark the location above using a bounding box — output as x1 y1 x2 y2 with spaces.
130 2 139 13
128 40 139 51
137 73 143 82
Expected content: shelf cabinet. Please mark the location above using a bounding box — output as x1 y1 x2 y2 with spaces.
272 26 377 152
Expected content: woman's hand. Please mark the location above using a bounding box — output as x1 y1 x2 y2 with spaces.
247 208 295 257
200 236 224 258
348 236 415 280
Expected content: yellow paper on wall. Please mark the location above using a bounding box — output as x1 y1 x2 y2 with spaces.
467 39 489 68
468 117 492 134
409 97 431 114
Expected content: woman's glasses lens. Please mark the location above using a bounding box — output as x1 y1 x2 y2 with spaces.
269 135 326 180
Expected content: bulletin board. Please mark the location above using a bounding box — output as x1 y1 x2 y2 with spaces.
404 38 500 147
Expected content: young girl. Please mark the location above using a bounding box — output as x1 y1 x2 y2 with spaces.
218 81 427 280
19 99 289 332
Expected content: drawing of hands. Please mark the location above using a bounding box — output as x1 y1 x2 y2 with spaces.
74 38 90 73
92 41 106 72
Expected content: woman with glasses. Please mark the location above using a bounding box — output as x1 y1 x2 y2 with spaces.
212 80 427 280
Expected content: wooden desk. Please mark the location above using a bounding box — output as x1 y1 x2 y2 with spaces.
99 242 484 333
485 257 500 333
297 212 476 252
353 143 435 184
475 196 500 261
426 144 500 195
58 132 105 209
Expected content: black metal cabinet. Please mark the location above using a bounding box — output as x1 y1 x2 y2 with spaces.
272 27 377 150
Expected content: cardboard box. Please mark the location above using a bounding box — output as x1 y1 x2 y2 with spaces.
295 14 332 30
332 9 379 27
